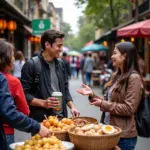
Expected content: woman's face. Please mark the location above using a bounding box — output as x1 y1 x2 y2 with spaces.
111 47 125 68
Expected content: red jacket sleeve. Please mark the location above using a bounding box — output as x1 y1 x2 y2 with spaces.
13 79 30 116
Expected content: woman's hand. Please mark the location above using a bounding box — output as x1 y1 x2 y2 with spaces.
77 84 93 96
90 98 102 107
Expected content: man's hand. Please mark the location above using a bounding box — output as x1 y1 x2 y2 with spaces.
43 97 59 109
71 107 80 117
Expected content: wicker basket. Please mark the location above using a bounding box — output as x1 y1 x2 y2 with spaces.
72 116 98 124
68 126 122 150
54 130 69 141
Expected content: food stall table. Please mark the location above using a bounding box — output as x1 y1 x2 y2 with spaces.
92 70 101 85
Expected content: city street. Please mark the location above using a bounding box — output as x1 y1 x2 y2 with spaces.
15 76 150 150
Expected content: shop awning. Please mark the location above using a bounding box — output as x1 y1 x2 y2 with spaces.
94 19 135 43
24 25 32 34
117 19 150 37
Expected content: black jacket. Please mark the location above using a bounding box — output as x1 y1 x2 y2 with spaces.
62 58 71 78
21 53 73 122
0 73 40 150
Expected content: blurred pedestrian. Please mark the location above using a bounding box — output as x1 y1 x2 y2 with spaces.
84 53 94 86
70 56 76 79
80 53 87 84
76 56 80 78
13 51 25 79
0 40 30 148
77 42 144 150
138 54 145 77
62 52 71 79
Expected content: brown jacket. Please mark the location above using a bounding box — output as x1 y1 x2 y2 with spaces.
100 74 143 138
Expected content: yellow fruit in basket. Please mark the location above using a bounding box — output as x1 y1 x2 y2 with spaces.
102 125 115 135
61 118 67 124
57 122 62 128
53 119 59 126
81 124 95 131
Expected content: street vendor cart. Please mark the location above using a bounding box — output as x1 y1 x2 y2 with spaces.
92 70 101 85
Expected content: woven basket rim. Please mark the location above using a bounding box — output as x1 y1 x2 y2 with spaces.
68 126 122 138
71 116 98 120
53 130 67 134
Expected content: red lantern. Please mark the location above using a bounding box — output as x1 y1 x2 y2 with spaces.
37 37 41 43
34 37 39 43
0 19 7 33
29 36 35 42
7 20 17 33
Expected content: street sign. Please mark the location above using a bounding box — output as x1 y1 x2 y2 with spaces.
32 19 51 35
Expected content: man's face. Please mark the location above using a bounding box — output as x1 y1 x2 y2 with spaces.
47 38 63 59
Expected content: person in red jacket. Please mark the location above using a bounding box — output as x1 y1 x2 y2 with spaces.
0 39 30 148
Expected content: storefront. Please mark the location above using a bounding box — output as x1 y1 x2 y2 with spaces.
0 0 32 58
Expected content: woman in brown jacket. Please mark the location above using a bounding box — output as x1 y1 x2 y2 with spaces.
77 42 144 150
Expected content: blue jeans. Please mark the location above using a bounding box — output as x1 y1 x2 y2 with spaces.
118 137 137 150
6 134 15 150
86 72 92 86
71 67 76 78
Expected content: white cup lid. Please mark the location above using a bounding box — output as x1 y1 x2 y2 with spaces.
52 92 62 96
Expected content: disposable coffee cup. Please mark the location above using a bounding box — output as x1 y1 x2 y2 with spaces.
52 92 62 111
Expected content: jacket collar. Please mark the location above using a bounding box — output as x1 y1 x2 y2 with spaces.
39 51 60 67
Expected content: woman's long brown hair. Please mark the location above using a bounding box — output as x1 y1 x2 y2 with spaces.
105 42 144 91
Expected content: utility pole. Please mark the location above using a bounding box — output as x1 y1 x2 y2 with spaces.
135 0 139 22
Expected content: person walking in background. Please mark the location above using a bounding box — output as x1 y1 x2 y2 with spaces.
13 51 25 79
77 42 144 150
80 53 87 84
84 53 94 86
62 52 71 79
0 40 30 148
76 56 80 79
21 29 80 123
138 54 145 77
70 56 76 79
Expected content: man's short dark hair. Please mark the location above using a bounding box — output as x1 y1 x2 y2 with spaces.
41 29 65 50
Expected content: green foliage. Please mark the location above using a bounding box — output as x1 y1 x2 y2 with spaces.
64 16 95 50
75 0 132 31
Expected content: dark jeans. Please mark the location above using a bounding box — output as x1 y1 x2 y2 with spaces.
118 137 137 150
86 72 92 86
6 134 14 150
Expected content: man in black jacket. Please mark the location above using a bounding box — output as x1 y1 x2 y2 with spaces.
21 29 80 122
0 73 51 150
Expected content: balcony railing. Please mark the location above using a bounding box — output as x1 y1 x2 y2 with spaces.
132 0 149 17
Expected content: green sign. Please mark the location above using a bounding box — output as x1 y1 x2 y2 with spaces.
32 19 51 35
